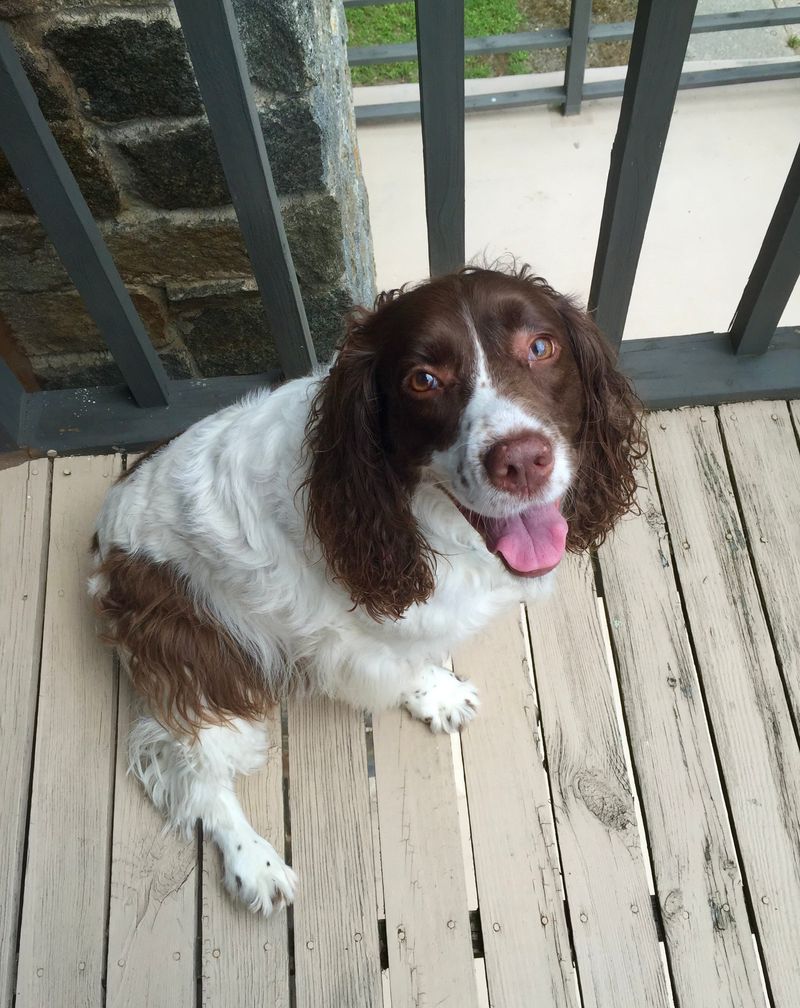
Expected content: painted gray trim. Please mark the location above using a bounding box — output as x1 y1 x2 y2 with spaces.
17 372 282 455
354 62 800 123
589 0 697 350
173 0 316 378
564 0 592 116
619 328 800 409
0 357 24 452
730 143 800 356
0 24 170 409
348 8 800 66
415 0 465 276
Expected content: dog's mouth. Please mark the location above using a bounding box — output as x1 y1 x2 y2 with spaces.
456 498 568 578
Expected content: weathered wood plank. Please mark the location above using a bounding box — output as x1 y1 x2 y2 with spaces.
106 675 198 1008
599 458 766 1008
0 461 50 1005
454 607 578 1008
649 408 800 1008
288 697 382 1008
16 455 120 1008
373 708 480 1008
201 705 290 1008
718 401 800 728
526 553 671 1008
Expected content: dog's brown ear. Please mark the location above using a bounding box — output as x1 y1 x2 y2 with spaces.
303 311 436 621
556 297 647 550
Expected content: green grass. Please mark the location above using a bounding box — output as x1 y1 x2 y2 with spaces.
348 0 524 86
346 0 637 86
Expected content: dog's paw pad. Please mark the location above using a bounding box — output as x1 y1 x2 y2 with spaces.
223 835 297 915
403 667 479 734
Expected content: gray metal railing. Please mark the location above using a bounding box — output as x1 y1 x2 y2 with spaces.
347 1 800 120
0 0 799 454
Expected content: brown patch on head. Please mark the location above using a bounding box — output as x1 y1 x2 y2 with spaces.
116 436 177 483
93 548 273 733
458 266 646 549
303 280 482 622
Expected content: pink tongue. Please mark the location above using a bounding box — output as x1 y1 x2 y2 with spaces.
483 502 568 575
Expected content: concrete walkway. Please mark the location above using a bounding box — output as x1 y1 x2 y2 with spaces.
355 53 800 341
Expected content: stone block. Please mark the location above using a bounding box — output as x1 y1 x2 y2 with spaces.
282 193 345 288
0 120 120 217
44 18 202 122
102 212 252 284
31 345 192 391
118 98 324 210
174 283 352 376
0 283 170 355
0 220 68 293
231 0 311 92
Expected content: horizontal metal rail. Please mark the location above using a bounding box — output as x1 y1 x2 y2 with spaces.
618 328 800 408
355 60 800 123
0 23 170 410
16 372 282 455
348 7 800 66
174 0 316 378
9 329 799 453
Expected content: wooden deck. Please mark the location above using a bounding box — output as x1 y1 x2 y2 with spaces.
2 400 799 1008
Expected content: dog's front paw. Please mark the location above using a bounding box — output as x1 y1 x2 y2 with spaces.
403 665 479 733
223 833 297 915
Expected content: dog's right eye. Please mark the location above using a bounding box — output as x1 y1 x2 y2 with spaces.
408 370 441 392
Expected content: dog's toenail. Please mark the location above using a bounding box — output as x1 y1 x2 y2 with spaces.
237 844 241 851
266 861 271 867
235 875 242 889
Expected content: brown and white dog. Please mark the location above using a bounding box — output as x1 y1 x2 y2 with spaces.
89 266 644 913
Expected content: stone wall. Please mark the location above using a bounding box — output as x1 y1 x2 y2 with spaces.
0 0 375 390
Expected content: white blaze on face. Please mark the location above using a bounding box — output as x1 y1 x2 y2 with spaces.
429 325 574 521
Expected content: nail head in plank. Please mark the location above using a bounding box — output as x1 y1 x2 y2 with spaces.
288 697 382 1008
718 401 800 729
106 674 198 1008
526 553 671 1008
599 458 766 1008
453 607 578 1008
649 409 800 1008
201 704 290 1008
0 462 50 1005
372 708 480 1008
15 454 121 1007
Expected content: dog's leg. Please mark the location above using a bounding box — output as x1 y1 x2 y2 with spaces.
128 714 297 914
400 664 479 733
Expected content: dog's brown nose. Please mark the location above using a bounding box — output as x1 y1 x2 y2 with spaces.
484 432 554 495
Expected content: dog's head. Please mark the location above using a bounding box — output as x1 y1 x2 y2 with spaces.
304 266 645 620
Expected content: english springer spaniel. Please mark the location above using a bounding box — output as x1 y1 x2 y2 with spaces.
89 266 644 914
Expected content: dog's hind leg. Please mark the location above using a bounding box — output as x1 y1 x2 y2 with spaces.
128 713 297 915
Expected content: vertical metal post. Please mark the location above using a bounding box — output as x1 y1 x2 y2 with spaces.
174 0 317 377
0 357 24 452
415 0 465 276
564 0 592 116
0 24 170 408
730 141 800 356
589 0 697 348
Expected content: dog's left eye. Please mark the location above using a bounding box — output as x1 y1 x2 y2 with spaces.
528 336 555 363
408 370 441 392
